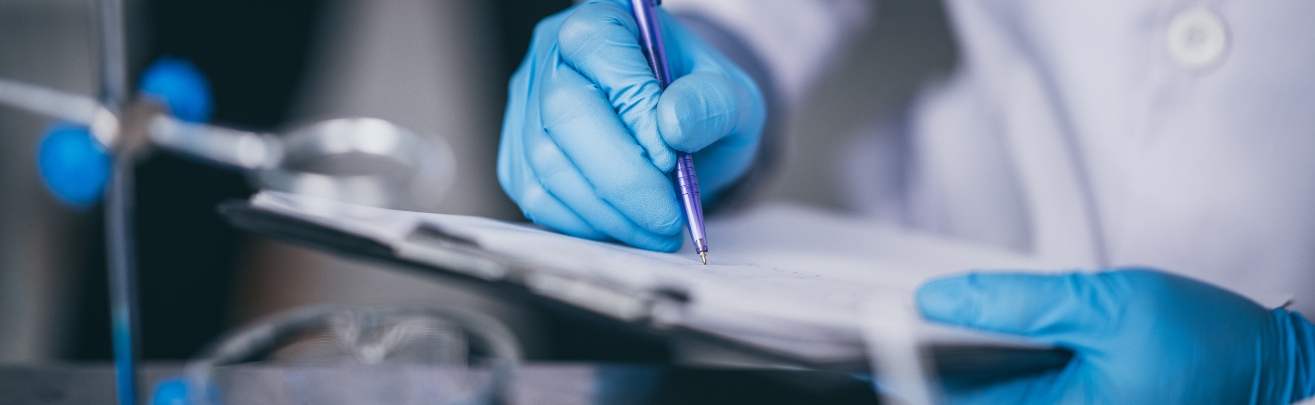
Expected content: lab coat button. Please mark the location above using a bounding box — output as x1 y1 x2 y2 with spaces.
1166 6 1229 70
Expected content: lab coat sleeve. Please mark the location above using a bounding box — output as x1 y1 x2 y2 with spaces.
662 0 873 110
661 0 872 211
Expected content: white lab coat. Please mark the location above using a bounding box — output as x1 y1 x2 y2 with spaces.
667 0 1315 315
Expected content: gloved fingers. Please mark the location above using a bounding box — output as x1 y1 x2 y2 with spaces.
656 72 746 153
519 181 611 241
524 110 682 251
688 136 760 196
915 272 1129 339
498 126 604 240
507 157 603 239
542 173 683 252
499 37 608 241
657 72 762 193
557 1 675 172
659 18 767 196
539 59 684 237
536 154 683 252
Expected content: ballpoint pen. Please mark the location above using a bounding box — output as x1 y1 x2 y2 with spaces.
628 0 709 265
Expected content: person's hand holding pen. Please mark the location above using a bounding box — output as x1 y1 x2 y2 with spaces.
498 0 766 252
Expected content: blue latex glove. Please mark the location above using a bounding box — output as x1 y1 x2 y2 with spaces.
498 0 766 252
917 269 1315 404
36 56 212 206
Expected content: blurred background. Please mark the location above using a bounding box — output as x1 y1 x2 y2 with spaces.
0 0 955 363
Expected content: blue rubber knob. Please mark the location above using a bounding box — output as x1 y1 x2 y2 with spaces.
150 377 190 405
37 123 111 207
138 56 213 123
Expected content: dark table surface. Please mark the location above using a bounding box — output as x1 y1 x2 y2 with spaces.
0 362 882 405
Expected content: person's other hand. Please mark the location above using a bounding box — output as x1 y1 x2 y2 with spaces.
498 0 766 252
917 269 1315 404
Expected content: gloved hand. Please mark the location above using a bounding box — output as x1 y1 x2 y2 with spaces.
498 0 766 252
917 268 1315 404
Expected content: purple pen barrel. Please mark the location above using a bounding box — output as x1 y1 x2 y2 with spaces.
630 0 671 86
631 0 709 261
674 152 708 254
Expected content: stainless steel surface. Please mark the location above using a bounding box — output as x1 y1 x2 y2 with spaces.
0 362 882 405
140 112 457 210
146 115 284 170
148 115 457 210
252 117 456 210
0 363 597 405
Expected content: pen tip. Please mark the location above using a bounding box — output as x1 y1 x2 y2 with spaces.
699 252 707 265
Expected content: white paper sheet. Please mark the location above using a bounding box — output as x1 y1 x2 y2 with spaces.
250 191 1061 364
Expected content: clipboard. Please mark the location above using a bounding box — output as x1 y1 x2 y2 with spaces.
219 191 1072 381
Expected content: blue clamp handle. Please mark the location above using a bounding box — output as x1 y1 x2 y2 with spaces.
36 56 212 206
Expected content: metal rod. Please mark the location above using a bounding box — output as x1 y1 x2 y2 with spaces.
0 77 108 126
106 159 139 405
98 0 126 110
0 77 120 147
98 0 138 404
